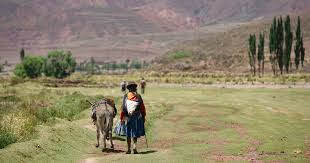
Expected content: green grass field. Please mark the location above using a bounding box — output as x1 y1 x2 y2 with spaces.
0 80 310 162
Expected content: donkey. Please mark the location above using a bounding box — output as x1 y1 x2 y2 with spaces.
88 99 115 151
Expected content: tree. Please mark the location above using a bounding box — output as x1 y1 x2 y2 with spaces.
44 50 76 78
257 32 265 76
301 36 305 68
130 60 142 69
269 17 277 75
20 48 25 61
284 15 293 73
87 57 96 74
14 56 45 78
125 59 130 72
120 62 128 70
111 61 118 70
248 34 257 75
276 17 284 75
294 16 301 70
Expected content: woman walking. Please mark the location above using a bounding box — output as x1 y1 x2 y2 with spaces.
120 81 146 154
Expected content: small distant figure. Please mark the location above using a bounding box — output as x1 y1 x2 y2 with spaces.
140 78 146 94
121 80 127 93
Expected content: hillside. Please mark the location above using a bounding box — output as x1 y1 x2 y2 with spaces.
153 13 310 73
0 0 310 65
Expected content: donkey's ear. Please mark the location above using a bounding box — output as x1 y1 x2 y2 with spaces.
86 100 93 106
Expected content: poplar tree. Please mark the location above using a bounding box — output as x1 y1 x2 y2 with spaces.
248 34 257 75
277 17 284 74
269 17 277 75
20 48 25 61
284 15 293 73
257 32 265 76
301 36 305 68
294 16 301 70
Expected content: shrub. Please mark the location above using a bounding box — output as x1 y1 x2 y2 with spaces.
14 56 45 78
14 64 26 78
0 112 36 141
44 50 76 78
0 128 17 149
168 50 192 60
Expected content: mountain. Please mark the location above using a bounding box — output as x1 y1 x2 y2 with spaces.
0 0 310 64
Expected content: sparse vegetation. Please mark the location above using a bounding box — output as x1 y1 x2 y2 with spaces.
168 50 192 60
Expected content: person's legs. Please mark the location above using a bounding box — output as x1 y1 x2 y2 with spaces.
126 137 131 154
133 137 138 154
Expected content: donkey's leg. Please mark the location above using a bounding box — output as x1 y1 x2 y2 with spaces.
102 131 107 151
110 129 114 149
100 119 107 151
96 123 100 148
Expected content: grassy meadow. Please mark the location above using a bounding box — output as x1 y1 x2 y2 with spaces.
0 74 309 162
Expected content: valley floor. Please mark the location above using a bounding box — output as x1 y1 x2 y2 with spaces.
0 83 310 162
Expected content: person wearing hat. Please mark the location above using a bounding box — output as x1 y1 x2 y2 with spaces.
120 81 146 154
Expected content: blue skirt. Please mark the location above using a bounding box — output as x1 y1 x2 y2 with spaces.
126 114 145 138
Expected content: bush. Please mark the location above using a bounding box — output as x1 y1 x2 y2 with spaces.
14 64 26 78
0 112 36 141
14 56 45 78
44 50 76 78
168 50 192 60
0 128 17 149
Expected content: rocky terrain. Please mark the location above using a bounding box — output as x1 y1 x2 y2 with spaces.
0 0 310 64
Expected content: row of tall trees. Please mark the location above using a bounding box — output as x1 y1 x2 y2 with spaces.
248 32 265 76
248 15 306 76
76 57 149 74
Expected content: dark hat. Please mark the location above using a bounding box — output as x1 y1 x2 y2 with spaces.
126 81 137 89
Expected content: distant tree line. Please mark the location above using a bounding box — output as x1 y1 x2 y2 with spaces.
76 57 150 74
15 50 76 78
248 15 306 76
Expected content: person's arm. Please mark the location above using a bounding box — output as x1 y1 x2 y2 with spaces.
138 95 146 121
120 95 127 121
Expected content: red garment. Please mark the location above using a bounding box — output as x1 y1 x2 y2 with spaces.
120 92 146 121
